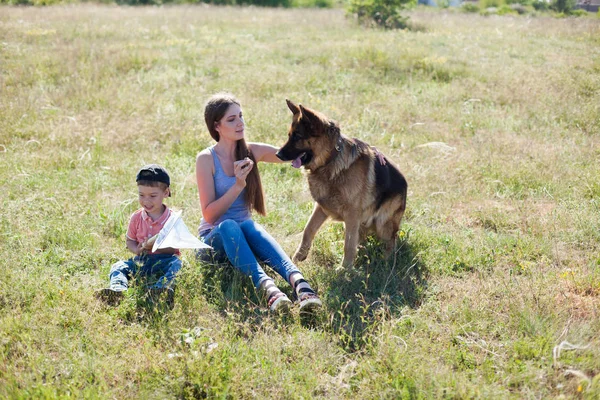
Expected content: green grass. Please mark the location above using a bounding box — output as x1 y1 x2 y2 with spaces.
1 5 600 398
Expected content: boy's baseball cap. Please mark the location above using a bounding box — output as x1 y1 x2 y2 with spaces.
136 164 171 186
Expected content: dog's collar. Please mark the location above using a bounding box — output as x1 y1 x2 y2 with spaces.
335 136 343 152
317 135 344 171
332 135 357 160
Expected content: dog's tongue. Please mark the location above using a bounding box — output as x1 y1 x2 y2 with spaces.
291 153 305 169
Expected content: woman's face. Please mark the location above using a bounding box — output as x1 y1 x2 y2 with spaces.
215 103 244 142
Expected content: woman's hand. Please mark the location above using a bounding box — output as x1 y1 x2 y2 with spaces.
371 146 386 165
234 157 253 187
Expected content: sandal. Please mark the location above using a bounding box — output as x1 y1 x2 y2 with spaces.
292 278 322 314
267 291 293 313
262 280 292 313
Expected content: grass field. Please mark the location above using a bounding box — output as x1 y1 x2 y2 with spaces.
1 5 600 398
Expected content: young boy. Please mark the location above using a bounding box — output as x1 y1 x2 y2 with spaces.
96 164 181 306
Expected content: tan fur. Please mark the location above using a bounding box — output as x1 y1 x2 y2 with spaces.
276 100 408 268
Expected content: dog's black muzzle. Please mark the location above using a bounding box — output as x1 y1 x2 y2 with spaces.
275 149 289 161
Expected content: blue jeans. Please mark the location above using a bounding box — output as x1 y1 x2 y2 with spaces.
109 253 182 290
197 219 300 289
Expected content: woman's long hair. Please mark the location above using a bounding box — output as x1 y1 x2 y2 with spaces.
204 93 266 215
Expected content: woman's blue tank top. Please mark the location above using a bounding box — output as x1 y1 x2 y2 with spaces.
198 146 251 236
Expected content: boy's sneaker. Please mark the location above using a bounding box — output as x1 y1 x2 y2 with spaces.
95 288 125 306
147 287 175 309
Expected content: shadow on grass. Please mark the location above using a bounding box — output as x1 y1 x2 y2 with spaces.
195 254 329 329
318 230 428 351
192 229 427 342
195 257 290 328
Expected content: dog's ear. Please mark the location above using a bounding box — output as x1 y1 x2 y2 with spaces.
299 104 324 131
286 99 300 115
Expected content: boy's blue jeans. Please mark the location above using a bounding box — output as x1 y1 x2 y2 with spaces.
197 219 300 289
109 253 182 291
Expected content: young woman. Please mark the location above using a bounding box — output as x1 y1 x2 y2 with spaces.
195 93 321 314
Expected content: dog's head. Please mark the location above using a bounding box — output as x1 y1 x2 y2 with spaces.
276 99 332 170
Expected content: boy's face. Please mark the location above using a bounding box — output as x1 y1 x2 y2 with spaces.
138 184 169 216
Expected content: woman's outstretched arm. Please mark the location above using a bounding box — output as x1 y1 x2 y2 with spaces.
249 142 285 164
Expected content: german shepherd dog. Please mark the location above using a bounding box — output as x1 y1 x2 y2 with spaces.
276 100 408 268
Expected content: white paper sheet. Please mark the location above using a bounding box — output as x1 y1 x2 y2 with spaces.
152 210 211 252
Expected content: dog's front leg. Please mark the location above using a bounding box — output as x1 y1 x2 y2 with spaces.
342 218 360 268
293 203 328 263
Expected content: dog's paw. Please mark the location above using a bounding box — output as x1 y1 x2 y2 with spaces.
341 257 356 269
293 248 308 262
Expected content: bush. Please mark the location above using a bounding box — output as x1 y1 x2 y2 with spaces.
497 3 517 13
570 8 588 16
348 0 415 29
461 2 480 12
480 0 504 8
0 0 67 4
551 0 576 13
292 0 332 7
532 0 549 10
245 0 292 6
510 3 529 13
